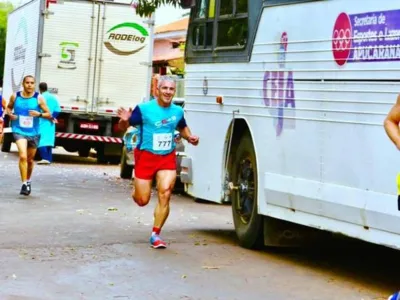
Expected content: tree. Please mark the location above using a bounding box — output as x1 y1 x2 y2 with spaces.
133 0 191 17
0 2 13 80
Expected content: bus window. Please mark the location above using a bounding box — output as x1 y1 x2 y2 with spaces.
220 0 233 15
192 0 215 49
208 0 216 18
192 23 213 48
187 0 259 63
237 0 247 14
217 0 248 48
191 0 248 49
196 0 208 18
217 18 247 47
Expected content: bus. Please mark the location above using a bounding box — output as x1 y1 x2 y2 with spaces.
178 0 400 250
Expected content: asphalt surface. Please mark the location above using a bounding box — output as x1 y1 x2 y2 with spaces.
0 145 399 300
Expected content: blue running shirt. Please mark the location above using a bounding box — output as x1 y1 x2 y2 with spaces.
128 100 187 155
11 91 41 137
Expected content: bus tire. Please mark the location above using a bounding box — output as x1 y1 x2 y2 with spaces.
230 132 264 249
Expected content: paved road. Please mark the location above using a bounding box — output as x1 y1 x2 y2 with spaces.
0 146 399 300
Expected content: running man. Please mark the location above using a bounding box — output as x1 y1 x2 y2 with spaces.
117 75 199 249
5 75 51 195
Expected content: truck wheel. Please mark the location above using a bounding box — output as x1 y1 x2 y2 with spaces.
1 133 13 153
63 145 79 153
120 147 133 179
78 147 91 158
230 132 264 249
108 156 121 165
96 146 107 164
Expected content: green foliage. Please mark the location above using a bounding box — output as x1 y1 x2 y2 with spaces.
0 2 13 79
133 0 182 17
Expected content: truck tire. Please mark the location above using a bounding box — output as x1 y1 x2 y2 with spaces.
78 147 90 158
230 132 264 249
96 146 107 164
120 147 133 179
108 156 121 165
1 133 13 153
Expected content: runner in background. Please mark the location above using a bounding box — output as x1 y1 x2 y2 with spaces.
37 82 61 165
5 75 51 195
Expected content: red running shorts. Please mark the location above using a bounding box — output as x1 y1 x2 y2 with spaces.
134 148 176 180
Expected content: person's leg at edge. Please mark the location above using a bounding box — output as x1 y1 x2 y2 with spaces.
150 169 176 249
47 146 53 163
38 146 51 163
15 138 29 195
27 146 37 183
38 146 46 160
25 136 39 194
15 138 28 182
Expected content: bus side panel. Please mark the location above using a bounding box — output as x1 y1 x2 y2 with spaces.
252 0 400 245
183 0 400 249
183 69 232 202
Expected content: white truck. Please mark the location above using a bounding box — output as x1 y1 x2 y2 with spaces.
1 0 154 163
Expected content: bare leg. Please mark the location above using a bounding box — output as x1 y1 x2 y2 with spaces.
27 147 37 181
154 170 176 229
132 177 153 207
15 139 28 182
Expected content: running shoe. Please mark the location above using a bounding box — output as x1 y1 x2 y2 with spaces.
388 292 400 300
27 182 31 195
150 234 167 249
20 184 29 196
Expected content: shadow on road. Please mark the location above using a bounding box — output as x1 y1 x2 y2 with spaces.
192 226 400 296
190 228 239 245
279 236 400 295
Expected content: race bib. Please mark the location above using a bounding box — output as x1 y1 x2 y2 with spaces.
19 116 34 128
153 133 172 151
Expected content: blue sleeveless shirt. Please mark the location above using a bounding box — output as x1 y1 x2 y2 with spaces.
128 100 187 155
11 91 40 136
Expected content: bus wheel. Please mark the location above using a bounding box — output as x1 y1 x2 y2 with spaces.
230 133 264 249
